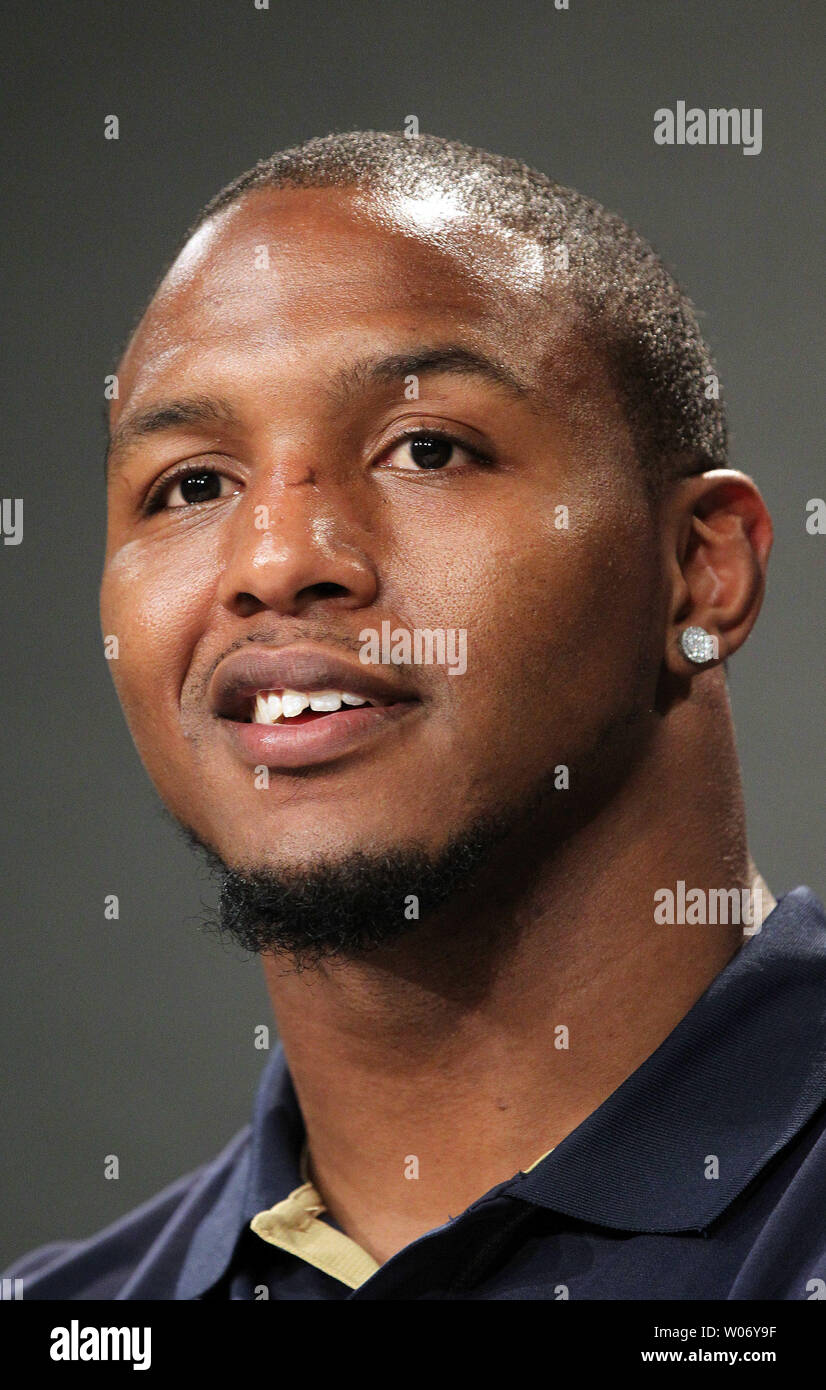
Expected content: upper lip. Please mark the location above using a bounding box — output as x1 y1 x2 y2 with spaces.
209 644 420 721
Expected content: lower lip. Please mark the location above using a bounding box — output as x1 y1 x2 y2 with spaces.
218 701 419 769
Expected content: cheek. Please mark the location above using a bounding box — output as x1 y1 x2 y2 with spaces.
396 488 647 659
100 534 218 733
392 491 657 775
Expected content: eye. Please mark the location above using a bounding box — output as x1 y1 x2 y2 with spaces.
145 466 239 513
381 431 490 472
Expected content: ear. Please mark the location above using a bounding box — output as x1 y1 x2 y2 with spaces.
662 469 773 676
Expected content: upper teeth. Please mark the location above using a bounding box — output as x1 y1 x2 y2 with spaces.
252 689 369 724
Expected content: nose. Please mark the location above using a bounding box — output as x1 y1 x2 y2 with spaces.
215 459 379 619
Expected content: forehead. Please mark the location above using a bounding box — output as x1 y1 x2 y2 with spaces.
113 185 603 427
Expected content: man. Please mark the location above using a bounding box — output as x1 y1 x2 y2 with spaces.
7 130 825 1300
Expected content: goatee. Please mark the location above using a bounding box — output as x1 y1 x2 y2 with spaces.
181 810 516 970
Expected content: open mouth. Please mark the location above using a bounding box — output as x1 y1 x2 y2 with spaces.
244 688 379 726
209 647 421 768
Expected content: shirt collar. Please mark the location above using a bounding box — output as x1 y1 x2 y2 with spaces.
509 886 826 1231
176 1043 304 1299
178 885 826 1295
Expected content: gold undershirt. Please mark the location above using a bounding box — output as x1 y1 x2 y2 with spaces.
249 1140 554 1291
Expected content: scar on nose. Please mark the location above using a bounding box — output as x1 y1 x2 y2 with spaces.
285 468 317 487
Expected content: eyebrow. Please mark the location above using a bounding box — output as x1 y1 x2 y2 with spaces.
106 396 241 474
105 345 539 475
323 345 539 410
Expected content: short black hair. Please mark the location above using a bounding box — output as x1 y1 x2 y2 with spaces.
125 130 729 492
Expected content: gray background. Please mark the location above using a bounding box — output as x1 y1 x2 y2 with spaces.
1 0 823 1264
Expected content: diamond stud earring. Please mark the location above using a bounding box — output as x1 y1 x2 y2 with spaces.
679 626 717 664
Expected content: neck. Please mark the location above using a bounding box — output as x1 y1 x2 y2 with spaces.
261 675 773 1263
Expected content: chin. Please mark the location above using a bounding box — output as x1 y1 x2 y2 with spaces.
212 829 410 877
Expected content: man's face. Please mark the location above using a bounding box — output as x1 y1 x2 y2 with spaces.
101 185 662 879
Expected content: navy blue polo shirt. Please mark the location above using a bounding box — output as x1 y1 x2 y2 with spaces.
6 886 826 1300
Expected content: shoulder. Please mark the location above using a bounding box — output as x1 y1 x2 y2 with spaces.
2 1125 250 1300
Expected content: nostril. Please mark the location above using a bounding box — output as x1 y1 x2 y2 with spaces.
227 581 355 619
232 591 268 617
299 581 351 602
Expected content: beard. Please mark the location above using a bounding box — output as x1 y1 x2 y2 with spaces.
178 804 519 971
